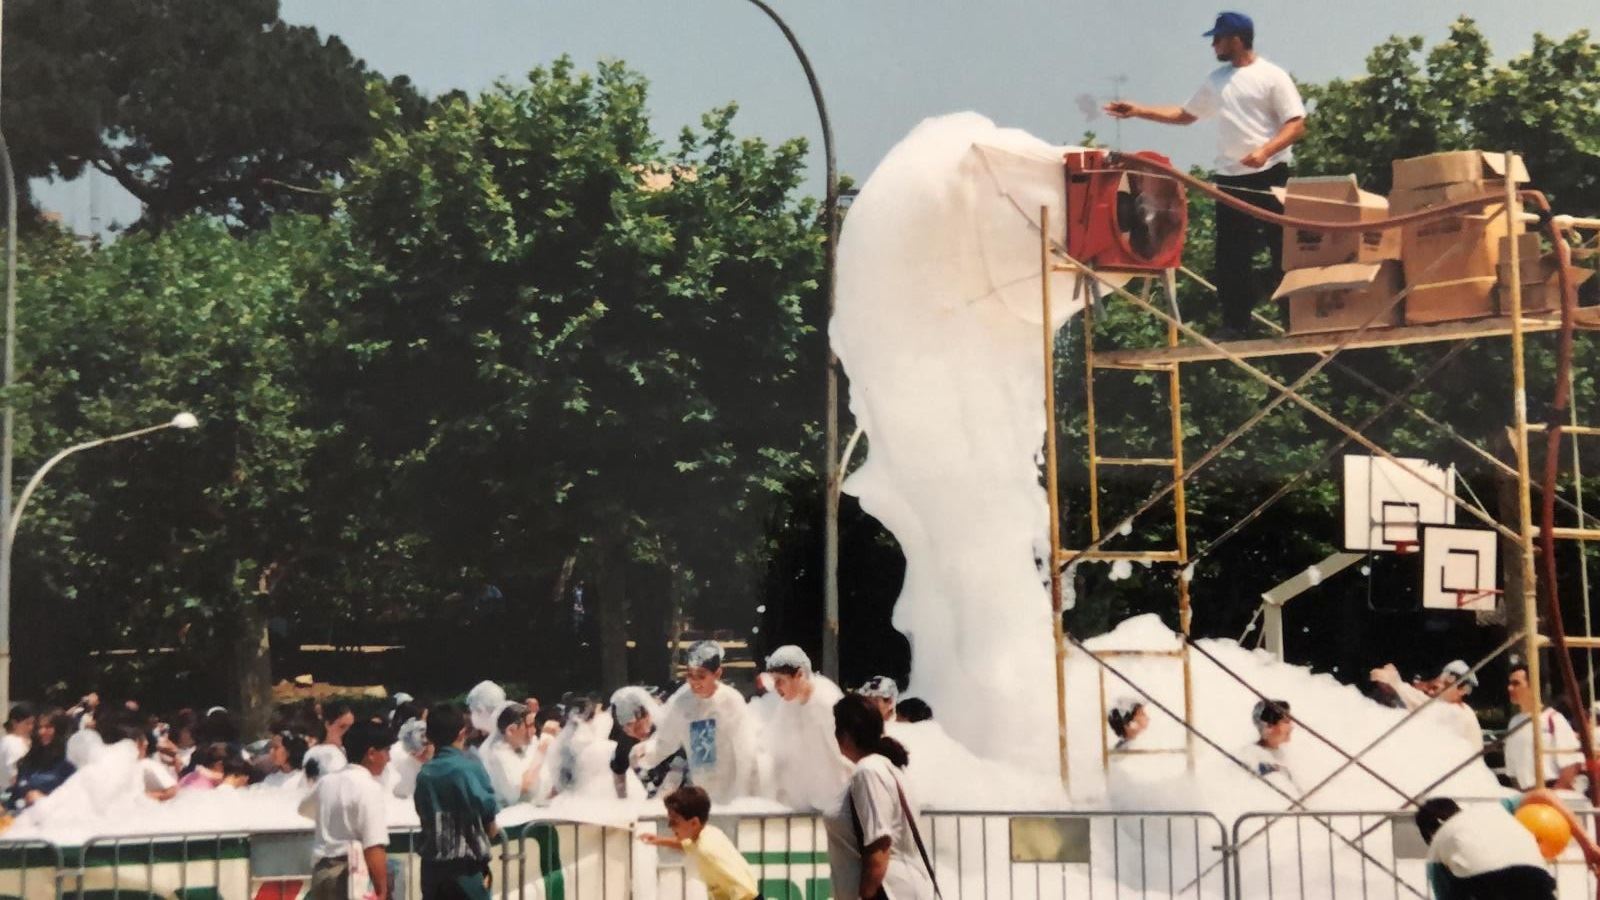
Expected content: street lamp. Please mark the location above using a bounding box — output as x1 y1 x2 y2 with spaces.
739 0 843 682
0 412 200 713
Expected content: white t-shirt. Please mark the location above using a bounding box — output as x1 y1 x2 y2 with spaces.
1391 682 1484 751
298 765 388 862
640 682 756 803
140 757 177 792
380 745 424 799
1505 708 1583 789
0 733 29 787
303 744 348 780
1184 58 1305 176
482 737 539 807
1427 800 1545 877
768 676 853 812
824 755 935 900
1236 741 1301 795
259 768 307 791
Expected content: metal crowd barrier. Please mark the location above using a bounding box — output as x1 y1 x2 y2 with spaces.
18 804 1600 900
1231 802 1600 900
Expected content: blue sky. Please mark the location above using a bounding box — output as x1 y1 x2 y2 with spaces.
37 1 1599 233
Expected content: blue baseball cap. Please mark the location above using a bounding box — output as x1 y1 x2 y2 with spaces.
1203 12 1254 38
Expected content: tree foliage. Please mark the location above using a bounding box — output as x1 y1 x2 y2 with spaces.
3 0 424 231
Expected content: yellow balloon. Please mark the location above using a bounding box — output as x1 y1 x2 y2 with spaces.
1516 802 1573 861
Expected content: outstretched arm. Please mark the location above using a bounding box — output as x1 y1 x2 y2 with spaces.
1521 788 1600 868
1103 101 1197 126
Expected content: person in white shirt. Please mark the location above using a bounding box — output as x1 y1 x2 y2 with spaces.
764 645 851 811
1236 698 1300 796
638 642 756 803
482 702 544 807
1370 660 1484 752
298 721 393 900
1417 789 1600 898
381 718 431 799
0 703 35 789
824 694 935 900
258 731 310 790
1504 663 1583 789
1105 11 1306 339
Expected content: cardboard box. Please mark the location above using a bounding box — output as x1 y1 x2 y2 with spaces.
1273 261 1403 335
1404 277 1498 324
1496 234 1596 314
1400 210 1514 289
1279 176 1401 268
1391 150 1530 193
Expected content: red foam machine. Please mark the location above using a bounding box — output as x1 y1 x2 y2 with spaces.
1063 149 1188 272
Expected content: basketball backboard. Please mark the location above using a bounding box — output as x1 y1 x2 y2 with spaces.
1342 455 1456 552
1421 526 1499 611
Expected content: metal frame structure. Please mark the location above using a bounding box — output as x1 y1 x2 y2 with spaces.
1040 152 1600 793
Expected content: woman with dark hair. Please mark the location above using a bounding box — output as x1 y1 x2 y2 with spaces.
824 695 936 900
9 712 75 810
260 732 311 789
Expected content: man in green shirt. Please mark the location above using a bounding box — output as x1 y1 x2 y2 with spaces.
414 704 501 900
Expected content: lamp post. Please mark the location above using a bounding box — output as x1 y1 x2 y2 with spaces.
739 0 842 682
0 412 200 713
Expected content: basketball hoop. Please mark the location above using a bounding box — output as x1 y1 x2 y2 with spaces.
1452 587 1503 609
1389 539 1420 555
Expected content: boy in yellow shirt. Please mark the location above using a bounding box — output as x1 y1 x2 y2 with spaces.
640 786 760 900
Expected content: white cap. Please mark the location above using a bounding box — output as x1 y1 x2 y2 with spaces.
686 640 724 671
610 686 661 724
857 676 899 702
398 718 428 755
466 680 508 733
765 645 813 673
1438 660 1478 690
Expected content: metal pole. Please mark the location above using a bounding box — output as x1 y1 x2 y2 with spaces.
739 0 841 682
1504 154 1544 769
0 0 17 718
1040 206 1068 791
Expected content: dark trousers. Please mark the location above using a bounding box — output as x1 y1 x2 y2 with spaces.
1457 865 1556 899
420 859 491 900
1213 163 1290 331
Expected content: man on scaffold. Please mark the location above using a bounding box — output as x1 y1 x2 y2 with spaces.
1105 11 1307 339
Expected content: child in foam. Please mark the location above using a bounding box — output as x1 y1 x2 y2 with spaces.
481 702 545 807
1418 788 1600 899
1370 660 1484 751
855 677 899 724
637 641 755 803
1107 697 1149 751
1236 698 1301 795
765 645 852 811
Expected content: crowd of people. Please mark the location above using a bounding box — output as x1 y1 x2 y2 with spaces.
0 642 939 900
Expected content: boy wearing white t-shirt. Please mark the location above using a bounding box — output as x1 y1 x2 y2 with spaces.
1105 11 1306 339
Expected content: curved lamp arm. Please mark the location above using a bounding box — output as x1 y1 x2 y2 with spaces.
7 414 198 545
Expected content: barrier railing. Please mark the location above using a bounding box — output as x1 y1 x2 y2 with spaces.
12 804 1597 900
0 838 65 900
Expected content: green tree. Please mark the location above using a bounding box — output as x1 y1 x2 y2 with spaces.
294 58 823 691
10 217 331 731
3 0 424 231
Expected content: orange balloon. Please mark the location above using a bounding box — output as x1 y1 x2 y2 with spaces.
1516 802 1573 860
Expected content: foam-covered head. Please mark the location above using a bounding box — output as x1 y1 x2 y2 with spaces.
609 686 660 725
1438 659 1477 691
397 718 428 756
857 676 899 703
765 645 812 674
686 640 724 671
466 680 507 734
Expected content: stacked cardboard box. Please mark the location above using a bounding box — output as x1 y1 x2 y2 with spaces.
1272 176 1404 335
1497 233 1595 315
1390 151 1528 323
